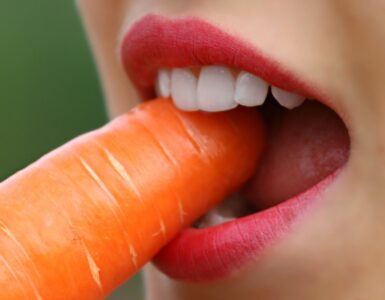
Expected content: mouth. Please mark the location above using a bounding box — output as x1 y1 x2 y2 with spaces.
121 14 350 282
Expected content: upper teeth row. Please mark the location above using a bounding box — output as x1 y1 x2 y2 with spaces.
155 66 306 112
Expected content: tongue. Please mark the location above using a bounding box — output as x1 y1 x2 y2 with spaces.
245 100 350 209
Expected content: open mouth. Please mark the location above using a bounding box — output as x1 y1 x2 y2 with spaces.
121 14 350 282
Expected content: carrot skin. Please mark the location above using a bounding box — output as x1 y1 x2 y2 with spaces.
0 99 265 299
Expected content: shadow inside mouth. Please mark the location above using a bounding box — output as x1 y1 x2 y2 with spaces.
194 93 351 228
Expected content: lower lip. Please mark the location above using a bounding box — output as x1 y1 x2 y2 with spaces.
153 171 339 282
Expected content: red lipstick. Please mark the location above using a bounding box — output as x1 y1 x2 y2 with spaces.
154 174 337 281
122 14 316 101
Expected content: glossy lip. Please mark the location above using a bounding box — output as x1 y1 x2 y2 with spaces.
121 14 324 103
121 14 343 282
154 173 338 281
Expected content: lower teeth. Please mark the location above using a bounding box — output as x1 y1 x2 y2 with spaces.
193 192 252 228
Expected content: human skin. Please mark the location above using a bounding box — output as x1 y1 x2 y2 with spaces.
76 1 385 299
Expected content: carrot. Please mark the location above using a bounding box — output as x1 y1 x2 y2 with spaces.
0 99 264 299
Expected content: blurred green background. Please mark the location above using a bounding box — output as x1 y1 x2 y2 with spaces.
0 1 143 299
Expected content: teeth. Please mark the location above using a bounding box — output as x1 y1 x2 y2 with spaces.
155 69 171 98
170 68 199 111
194 192 249 228
271 86 306 109
196 212 235 229
197 66 237 112
234 71 269 107
155 66 307 112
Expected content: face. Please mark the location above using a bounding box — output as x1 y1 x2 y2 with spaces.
77 1 385 299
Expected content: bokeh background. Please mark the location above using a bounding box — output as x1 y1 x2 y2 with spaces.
0 1 143 299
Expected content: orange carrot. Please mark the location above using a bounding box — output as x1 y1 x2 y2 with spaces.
0 99 264 299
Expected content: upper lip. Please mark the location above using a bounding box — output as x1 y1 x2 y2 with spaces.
121 14 324 105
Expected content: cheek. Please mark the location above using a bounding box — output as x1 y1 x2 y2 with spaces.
77 0 141 116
